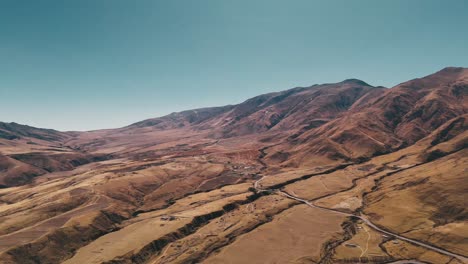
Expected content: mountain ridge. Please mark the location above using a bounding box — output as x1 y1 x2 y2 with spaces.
0 67 466 186
0 67 467 263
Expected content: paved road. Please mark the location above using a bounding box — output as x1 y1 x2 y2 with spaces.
253 177 468 263
384 260 428 264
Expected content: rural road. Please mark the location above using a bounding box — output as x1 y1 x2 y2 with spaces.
253 176 468 263
384 261 429 264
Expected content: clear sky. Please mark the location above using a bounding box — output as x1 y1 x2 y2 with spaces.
1 0 467 131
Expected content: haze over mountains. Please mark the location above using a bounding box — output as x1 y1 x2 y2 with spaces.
0 67 467 263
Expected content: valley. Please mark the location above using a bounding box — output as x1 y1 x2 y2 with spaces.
0 67 467 264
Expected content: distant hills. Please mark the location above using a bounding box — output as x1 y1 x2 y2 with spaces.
1 67 466 187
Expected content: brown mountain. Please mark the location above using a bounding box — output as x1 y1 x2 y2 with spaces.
129 79 383 139
0 123 107 187
0 67 466 264
271 67 468 167
0 122 68 142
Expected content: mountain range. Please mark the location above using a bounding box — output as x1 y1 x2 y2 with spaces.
0 67 466 264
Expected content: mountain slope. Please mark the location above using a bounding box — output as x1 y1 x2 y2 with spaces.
0 67 467 264
0 123 109 187
0 122 68 142
270 67 468 167
126 80 383 139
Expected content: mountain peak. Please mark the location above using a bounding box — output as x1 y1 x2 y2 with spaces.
439 66 465 73
430 67 467 78
341 79 371 86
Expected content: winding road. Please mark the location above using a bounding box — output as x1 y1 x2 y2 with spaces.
384 261 428 264
253 176 468 263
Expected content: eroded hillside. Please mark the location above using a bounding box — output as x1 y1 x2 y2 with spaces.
0 68 467 264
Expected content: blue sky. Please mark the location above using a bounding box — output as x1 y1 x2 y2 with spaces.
1 0 467 131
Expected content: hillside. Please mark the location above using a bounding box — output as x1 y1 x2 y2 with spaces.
0 67 466 264
0 123 107 187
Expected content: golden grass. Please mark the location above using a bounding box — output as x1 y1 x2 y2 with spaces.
204 204 346 264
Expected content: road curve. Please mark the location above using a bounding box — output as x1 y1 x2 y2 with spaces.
253 177 468 263
278 191 468 263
